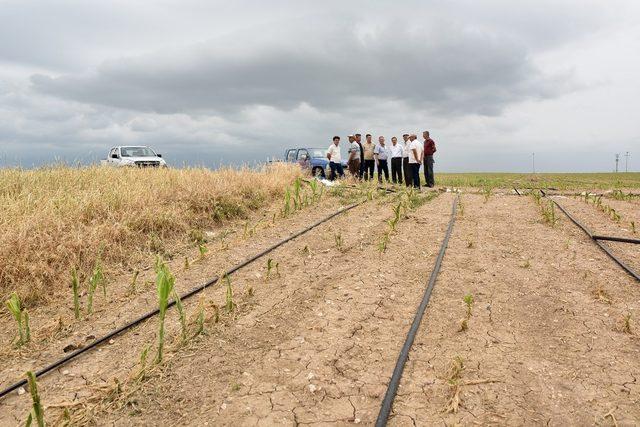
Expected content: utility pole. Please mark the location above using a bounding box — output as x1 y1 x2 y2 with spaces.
615 153 619 173
532 152 535 174
625 151 630 172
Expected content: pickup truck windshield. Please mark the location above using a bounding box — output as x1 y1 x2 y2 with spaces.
308 149 325 158
121 147 157 157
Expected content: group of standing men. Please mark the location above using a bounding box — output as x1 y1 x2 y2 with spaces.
326 131 437 188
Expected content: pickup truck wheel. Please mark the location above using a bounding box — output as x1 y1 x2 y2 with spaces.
312 167 325 178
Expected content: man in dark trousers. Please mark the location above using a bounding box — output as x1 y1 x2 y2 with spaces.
354 133 365 179
422 130 437 187
374 135 390 183
389 136 403 184
401 133 411 187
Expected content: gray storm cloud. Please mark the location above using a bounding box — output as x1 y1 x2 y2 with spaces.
1 0 638 171
30 20 573 116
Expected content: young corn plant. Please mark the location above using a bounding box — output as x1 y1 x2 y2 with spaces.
196 243 207 259
6 292 30 346
482 186 492 203
266 258 275 281
173 290 188 343
293 178 303 210
86 262 105 315
25 371 45 427
224 274 235 313
541 201 558 227
71 268 81 320
463 294 474 319
282 188 292 217
378 232 390 253
334 232 344 252
631 221 636 234
155 261 175 363
194 299 206 337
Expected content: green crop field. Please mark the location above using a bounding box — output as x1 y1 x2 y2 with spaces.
434 172 640 190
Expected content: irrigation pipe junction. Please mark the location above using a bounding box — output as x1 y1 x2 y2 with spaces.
548 197 640 282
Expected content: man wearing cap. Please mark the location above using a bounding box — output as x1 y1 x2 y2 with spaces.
408 134 422 188
389 136 403 184
362 134 376 181
347 135 361 177
401 134 411 187
422 130 437 187
326 136 344 180
374 136 390 183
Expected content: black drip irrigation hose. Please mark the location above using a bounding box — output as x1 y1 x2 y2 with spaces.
0 201 365 401
592 235 640 245
375 194 459 427
549 198 640 282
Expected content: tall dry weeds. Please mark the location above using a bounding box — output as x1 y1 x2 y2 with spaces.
0 164 301 307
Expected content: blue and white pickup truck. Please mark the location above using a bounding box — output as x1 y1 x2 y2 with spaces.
283 147 347 178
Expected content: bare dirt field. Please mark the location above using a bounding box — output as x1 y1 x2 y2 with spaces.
1 174 639 426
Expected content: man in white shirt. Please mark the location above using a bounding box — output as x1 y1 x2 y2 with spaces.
326 136 344 180
389 136 403 184
373 136 390 183
408 134 422 188
401 134 411 187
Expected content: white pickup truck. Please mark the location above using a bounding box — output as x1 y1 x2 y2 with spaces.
101 146 167 168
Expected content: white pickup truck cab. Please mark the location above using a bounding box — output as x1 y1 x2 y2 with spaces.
102 146 167 168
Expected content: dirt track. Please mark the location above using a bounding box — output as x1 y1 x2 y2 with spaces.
1 190 639 426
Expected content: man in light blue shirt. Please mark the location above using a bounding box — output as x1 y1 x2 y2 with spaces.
374 136 390 183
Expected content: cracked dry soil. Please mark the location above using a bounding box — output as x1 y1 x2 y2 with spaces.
2 191 639 426
391 194 640 426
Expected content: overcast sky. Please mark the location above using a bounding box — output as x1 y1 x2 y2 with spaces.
1 0 639 171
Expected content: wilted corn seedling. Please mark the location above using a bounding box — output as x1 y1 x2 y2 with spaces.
155 261 175 363
173 290 188 343
631 221 636 234
444 356 465 414
25 371 45 427
622 314 632 334
6 292 30 346
463 294 474 319
266 258 274 281
134 344 151 381
224 274 235 313
334 232 344 252
71 268 81 320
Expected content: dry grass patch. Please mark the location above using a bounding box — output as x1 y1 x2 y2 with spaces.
0 164 301 307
